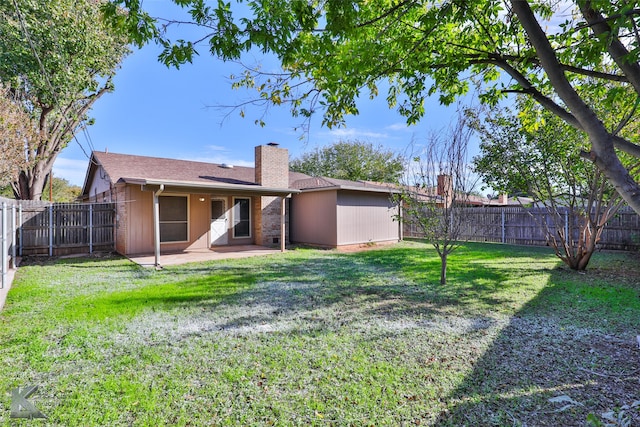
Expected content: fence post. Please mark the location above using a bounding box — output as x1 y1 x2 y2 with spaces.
501 208 505 243
18 205 22 257
49 204 53 257
89 204 93 254
564 210 569 239
1 203 6 289
10 204 16 269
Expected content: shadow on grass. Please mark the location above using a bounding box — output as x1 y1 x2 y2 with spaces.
16 243 640 426
431 255 640 426
53 243 554 328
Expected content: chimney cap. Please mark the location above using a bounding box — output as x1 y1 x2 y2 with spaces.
267 142 279 147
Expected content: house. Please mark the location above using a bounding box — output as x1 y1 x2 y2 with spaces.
79 143 402 264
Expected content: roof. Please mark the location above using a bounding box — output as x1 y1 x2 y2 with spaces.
81 151 299 197
82 151 407 198
290 176 401 194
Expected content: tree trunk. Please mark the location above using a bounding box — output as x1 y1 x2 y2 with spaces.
15 161 49 200
440 252 447 285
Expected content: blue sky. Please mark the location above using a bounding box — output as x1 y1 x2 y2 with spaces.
55 1 478 187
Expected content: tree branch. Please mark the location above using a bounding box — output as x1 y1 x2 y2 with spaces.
579 2 640 96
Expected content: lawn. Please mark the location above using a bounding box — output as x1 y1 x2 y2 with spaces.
0 241 638 426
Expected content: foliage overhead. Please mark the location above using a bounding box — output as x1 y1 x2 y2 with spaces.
0 0 129 199
104 0 640 214
290 140 404 183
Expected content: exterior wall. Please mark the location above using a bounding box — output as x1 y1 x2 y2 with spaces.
255 144 290 246
125 185 154 255
335 190 399 246
88 166 112 199
187 193 210 250
290 190 338 247
117 187 217 255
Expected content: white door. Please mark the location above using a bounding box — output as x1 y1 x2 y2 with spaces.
210 199 228 245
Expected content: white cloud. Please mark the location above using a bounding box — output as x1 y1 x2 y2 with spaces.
385 122 414 132
207 145 229 152
322 127 389 140
53 157 90 187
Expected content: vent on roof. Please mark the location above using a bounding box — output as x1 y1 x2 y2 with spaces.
220 163 234 169
267 142 279 147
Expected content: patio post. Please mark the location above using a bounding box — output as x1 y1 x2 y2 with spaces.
280 196 286 252
153 185 165 268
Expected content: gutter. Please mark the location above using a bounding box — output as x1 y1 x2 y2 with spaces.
123 178 300 196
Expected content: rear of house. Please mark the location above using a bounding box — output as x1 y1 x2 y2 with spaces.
80 143 403 259
81 144 295 257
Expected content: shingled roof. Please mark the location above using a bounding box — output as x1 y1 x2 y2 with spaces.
290 176 400 194
82 151 400 197
90 151 258 186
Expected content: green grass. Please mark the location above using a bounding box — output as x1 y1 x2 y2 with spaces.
0 242 638 425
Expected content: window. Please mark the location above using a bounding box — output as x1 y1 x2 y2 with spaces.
232 197 251 238
159 195 188 242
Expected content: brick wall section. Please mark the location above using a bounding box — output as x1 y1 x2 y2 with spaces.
255 144 290 247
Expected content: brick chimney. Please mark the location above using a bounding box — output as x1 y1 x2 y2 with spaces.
437 174 453 208
255 142 289 188
254 143 290 247
498 193 508 205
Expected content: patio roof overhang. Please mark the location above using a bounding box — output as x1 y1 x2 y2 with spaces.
120 177 296 269
121 177 300 196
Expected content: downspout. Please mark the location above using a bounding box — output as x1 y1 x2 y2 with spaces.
153 184 165 268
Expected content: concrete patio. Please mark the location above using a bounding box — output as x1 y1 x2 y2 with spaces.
127 245 283 267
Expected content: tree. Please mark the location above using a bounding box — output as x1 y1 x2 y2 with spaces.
41 177 82 203
399 112 478 285
105 0 640 216
472 104 628 270
0 83 36 187
290 140 404 182
0 0 129 199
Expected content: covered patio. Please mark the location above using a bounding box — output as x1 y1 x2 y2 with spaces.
127 245 282 267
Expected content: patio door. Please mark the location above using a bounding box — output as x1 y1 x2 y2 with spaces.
210 199 228 245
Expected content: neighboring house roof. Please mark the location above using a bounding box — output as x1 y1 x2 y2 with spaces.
81 151 299 197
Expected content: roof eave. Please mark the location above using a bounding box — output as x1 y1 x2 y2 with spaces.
123 178 299 196
297 184 401 195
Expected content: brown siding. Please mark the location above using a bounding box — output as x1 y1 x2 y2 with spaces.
188 194 210 250
290 191 338 247
336 190 399 246
126 185 154 254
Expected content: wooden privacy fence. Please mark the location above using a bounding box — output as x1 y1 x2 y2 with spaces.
19 202 115 256
0 198 116 289
403 206 640 251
